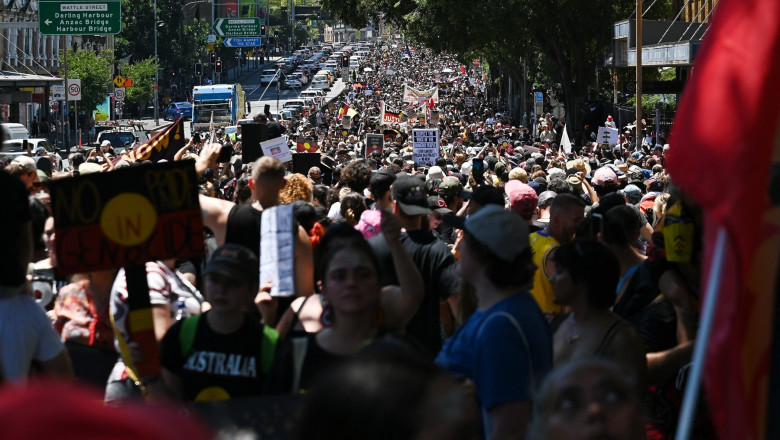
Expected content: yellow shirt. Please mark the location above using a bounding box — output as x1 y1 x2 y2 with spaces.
529 230 564 314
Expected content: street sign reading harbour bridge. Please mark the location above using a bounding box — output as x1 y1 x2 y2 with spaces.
39 0 122 35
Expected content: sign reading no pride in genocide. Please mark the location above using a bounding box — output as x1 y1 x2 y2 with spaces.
412 129 439 166
39 0 122 35
50 161 205 275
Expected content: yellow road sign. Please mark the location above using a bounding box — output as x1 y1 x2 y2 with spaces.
114 75 126 87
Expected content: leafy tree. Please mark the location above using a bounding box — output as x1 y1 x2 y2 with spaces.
61 48 113 113
120 57 158 105
116 0 210 76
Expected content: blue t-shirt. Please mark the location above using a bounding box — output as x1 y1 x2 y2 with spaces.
436 292 552 437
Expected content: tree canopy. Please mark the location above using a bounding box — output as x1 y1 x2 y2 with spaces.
61 48 113 113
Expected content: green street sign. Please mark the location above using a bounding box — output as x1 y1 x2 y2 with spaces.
39 0 122 35
213 18 261 37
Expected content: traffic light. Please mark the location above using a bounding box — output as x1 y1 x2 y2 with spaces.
341 55 348 67
209 51 216 64
195 62 203 76
215 58 223 73
260 25 266 35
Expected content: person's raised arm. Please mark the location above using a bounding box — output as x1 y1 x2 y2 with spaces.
378 210 423 328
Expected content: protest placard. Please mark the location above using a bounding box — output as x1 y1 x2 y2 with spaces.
412 128 439 166
261 136 292 163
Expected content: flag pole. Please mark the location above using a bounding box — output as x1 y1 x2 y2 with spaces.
675 226 728 440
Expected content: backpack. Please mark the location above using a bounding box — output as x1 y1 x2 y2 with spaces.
179 315 279 375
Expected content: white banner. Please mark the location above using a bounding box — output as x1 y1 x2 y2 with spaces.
412 128 439 166
403 85 439 104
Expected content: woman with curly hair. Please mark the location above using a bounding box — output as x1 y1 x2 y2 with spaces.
279 173 313 205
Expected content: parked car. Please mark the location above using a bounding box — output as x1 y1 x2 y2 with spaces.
162 102 193 121
1 138 61 170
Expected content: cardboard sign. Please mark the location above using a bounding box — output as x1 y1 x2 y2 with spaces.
260 204 296 297
365 133 384 158
342 114 352 128
261 136 292 163
430 110 440 124
50 161 205 275
597 126 619 145
412 128 439 166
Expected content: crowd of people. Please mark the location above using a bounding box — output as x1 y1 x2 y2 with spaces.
0 43 713 440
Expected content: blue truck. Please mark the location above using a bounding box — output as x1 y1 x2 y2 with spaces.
191 84 246 132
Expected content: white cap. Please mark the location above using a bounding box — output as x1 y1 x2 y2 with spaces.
101 140 112 147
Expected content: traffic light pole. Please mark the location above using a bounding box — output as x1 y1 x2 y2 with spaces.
153 0 159 125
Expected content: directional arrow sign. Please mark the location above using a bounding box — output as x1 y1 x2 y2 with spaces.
213 18 261 37
39 0 122 35
223 37 263 47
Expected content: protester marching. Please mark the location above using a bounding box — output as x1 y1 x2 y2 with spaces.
1 2 778 437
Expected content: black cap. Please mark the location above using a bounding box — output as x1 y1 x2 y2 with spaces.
427 196 452 213
392 176 432 216
203 244 258 286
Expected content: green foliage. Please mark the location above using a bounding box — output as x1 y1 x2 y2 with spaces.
116 0 210 76
62 48 113 113
626 94 677 113
120 57 158 105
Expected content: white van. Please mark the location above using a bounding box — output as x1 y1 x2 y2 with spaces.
1 123 29 140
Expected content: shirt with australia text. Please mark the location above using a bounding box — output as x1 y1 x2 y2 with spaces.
161 311 269 401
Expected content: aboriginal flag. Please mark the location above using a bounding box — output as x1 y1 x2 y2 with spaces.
296 137 319 153
666 1 780 439
338 104 349 120
114 118 186 165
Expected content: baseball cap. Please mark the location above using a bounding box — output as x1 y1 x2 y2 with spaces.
392 176 432 216
10 155 36 172
592 167 618 185
101 140 112 147
203 244 259 286
445 205 529 262
427 196 451 214
622 184 642 201
507 182 538 217
438 177 471 200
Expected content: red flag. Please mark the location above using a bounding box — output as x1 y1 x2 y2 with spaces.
666 1 780 439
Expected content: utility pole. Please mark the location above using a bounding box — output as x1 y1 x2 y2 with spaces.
635 0 643 146
154 0 159 125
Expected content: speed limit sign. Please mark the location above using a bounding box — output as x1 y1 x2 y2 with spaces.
67 79 81 101
114 89 125 101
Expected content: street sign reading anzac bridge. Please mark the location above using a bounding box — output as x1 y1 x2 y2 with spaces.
39 0 122 35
